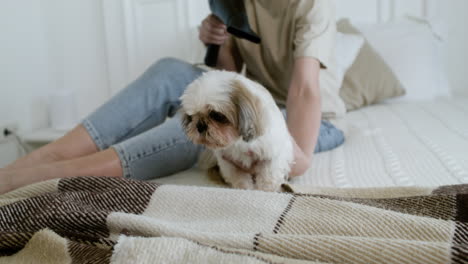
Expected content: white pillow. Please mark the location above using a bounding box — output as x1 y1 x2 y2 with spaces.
334 32 365 89
354 17 451 101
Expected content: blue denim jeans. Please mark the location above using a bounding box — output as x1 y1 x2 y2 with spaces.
82 58 345 181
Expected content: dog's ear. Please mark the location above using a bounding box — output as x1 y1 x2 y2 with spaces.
231 79 264 142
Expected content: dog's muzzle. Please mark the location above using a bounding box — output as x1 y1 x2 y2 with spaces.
197 121 208 133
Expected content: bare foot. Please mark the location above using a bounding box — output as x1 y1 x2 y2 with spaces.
0 166 53 195
5 125 99 170
1 148 123 195
5 147 64 170
0 170 13 194
0 163 79 195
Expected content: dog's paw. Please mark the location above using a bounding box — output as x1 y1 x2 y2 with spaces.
226 174 256 190
256 184 282 192
255 176 284 192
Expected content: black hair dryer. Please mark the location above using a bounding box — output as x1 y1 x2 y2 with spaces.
204 0 261 67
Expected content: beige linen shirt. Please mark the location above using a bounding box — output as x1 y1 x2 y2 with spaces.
232 0 346 118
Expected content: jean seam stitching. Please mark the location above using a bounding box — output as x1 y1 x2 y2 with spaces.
112 145 133 179
131 137 189 161
82 120 106 150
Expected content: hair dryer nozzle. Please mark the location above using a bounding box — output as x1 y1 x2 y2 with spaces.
205 0 261 67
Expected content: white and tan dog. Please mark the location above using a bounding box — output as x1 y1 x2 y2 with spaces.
180 71 293 192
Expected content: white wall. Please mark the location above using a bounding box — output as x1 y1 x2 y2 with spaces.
0 0 53 131
0 0 467 134
440 0 468 95
0 0 110 132
41 0 110 120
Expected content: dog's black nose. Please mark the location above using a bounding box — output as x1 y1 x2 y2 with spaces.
197 121 208 133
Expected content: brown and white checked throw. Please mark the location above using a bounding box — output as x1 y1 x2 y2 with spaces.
0 177 467 264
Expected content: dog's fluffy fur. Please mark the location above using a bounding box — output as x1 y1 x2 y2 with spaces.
180 71 293 191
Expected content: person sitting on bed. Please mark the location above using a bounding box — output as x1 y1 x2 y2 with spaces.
0 0 345 194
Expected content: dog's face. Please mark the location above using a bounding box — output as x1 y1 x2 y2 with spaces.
180 71 264 149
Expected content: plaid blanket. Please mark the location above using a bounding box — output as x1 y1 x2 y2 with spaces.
0 177 467 264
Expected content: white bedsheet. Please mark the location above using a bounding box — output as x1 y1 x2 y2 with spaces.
155 97 468 188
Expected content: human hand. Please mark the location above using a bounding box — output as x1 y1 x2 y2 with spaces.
199 14 229 46
288 139 311 178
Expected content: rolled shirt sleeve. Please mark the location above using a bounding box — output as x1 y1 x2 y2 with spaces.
293 0 336 69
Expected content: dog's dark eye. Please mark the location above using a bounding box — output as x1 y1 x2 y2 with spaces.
183 114 193 127
209 111 229 124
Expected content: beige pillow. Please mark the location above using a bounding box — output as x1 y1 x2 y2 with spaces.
337 19 405 111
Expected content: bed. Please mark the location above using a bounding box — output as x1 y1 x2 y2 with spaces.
156 97 468 188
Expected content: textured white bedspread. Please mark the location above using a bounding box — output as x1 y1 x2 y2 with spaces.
155 97 468 188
